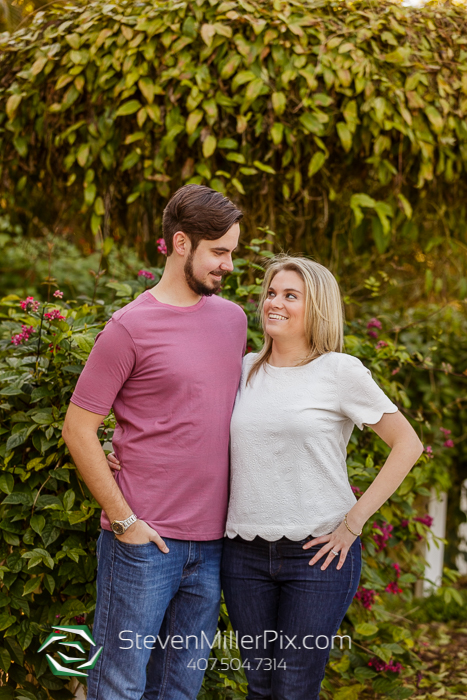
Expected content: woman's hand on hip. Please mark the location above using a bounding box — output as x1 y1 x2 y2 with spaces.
303 522 357 571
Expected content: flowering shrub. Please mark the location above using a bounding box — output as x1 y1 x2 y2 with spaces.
0 246 463 699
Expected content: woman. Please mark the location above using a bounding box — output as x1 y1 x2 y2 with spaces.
106 255 423 699
220 255 423 699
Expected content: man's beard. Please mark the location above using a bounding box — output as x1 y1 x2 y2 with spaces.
184 251 225 297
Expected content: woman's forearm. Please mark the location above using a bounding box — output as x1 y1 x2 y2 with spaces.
347 436 423 533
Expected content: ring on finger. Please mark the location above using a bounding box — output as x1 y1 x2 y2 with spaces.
331 549 339 556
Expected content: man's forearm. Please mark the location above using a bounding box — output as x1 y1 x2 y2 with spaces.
63 427 134 523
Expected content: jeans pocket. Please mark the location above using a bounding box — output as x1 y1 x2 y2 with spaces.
115 538 154 549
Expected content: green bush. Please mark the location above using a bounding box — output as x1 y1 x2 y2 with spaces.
0 237 459 699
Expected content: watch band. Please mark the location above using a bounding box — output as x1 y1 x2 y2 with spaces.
111 513 138 534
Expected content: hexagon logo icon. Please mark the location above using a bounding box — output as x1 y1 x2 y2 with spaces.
38 625 103 677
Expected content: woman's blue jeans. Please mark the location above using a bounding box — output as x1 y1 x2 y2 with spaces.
221 534 362 700
86 529 223 700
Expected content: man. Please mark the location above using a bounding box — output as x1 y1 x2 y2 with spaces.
62 185 247 699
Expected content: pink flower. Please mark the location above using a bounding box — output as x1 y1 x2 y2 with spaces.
425 445 433 457
11 325 35 345
392 563 401 578
53 290 64 298
400 519 409 527
367 318 382 330
372 521 393 551
385 581 402 594
351 485 363 496
44 309 66 321
20 296 40 312
368 657 403 674
440 427 451 436
414 514 433 528
157 238 168 255
391 368 400 375
443 439 454 448
74 615 86 624
368 330 378 339
376 341 388 349
354 586 376 609
138 270 155 280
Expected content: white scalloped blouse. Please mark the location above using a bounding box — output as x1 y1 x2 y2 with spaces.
225 352 398 541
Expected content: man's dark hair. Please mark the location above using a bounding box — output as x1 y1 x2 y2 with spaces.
162 185 243 256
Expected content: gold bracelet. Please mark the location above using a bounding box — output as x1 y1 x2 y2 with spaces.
344 513 362 537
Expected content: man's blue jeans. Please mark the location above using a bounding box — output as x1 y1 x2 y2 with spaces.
86 529 223 700
221 535 362 700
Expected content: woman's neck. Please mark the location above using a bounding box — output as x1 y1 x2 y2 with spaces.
268 340 312 367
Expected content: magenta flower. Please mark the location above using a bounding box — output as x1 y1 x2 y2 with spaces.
53 290 64 299
443 439 454 448
400 518 409 527
414 514 433 527
385 581 402 594
425 445 433 458
376 340 388 349
11 325 35 345
367 318 382 330
392 563 401 578
368 330 378 339
368 657 403 674
351 485 363 496
354 586 376 609
372 521 393 551
44 309 66 321
138 270 156 280
157 238 168 255
391 368 400 375
440 427 451 436
20 296 40 312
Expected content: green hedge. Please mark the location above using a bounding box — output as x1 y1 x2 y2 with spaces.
1 0 467 296
0 235 460 699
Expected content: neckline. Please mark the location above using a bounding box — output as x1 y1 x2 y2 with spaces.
265 353 330 370
144 289 207 313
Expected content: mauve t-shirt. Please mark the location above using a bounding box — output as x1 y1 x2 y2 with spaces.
70 289 247 540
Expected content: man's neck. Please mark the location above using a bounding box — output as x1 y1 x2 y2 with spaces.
148 263 201 308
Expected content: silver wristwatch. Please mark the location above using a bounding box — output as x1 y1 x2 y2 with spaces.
111 513 138 535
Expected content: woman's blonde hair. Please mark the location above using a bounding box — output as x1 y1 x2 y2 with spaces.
247 254 344 384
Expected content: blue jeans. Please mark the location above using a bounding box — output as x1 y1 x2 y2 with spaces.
221 535 362 700
86 529 223 700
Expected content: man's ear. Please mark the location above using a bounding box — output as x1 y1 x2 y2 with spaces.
172 231 188 256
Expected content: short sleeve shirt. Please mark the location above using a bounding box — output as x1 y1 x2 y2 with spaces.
225 352 398 540
71 290 247 540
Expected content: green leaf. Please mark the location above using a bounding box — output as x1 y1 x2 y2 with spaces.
121 151 141 172
0 614 16 632
232 70 256 92
138 77 155 104
253 160 276 175
271 92 286 116
270 122 284 145
0 647 11 673
333 686 365 700
115 100 141 117
231 178 245 195
355 622 379 636
203 135 217 158
244 78 264 103
308 152 326 177
6 94 22 120
218 138 238 149
299 113 324 136
226 152 246 164
425 105 444 134
336 122 352 152
186 109 203 135
0 474 14 495
30 515 45 535
23 578 41 596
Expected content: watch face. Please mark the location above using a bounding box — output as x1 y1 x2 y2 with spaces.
111 521 125 535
